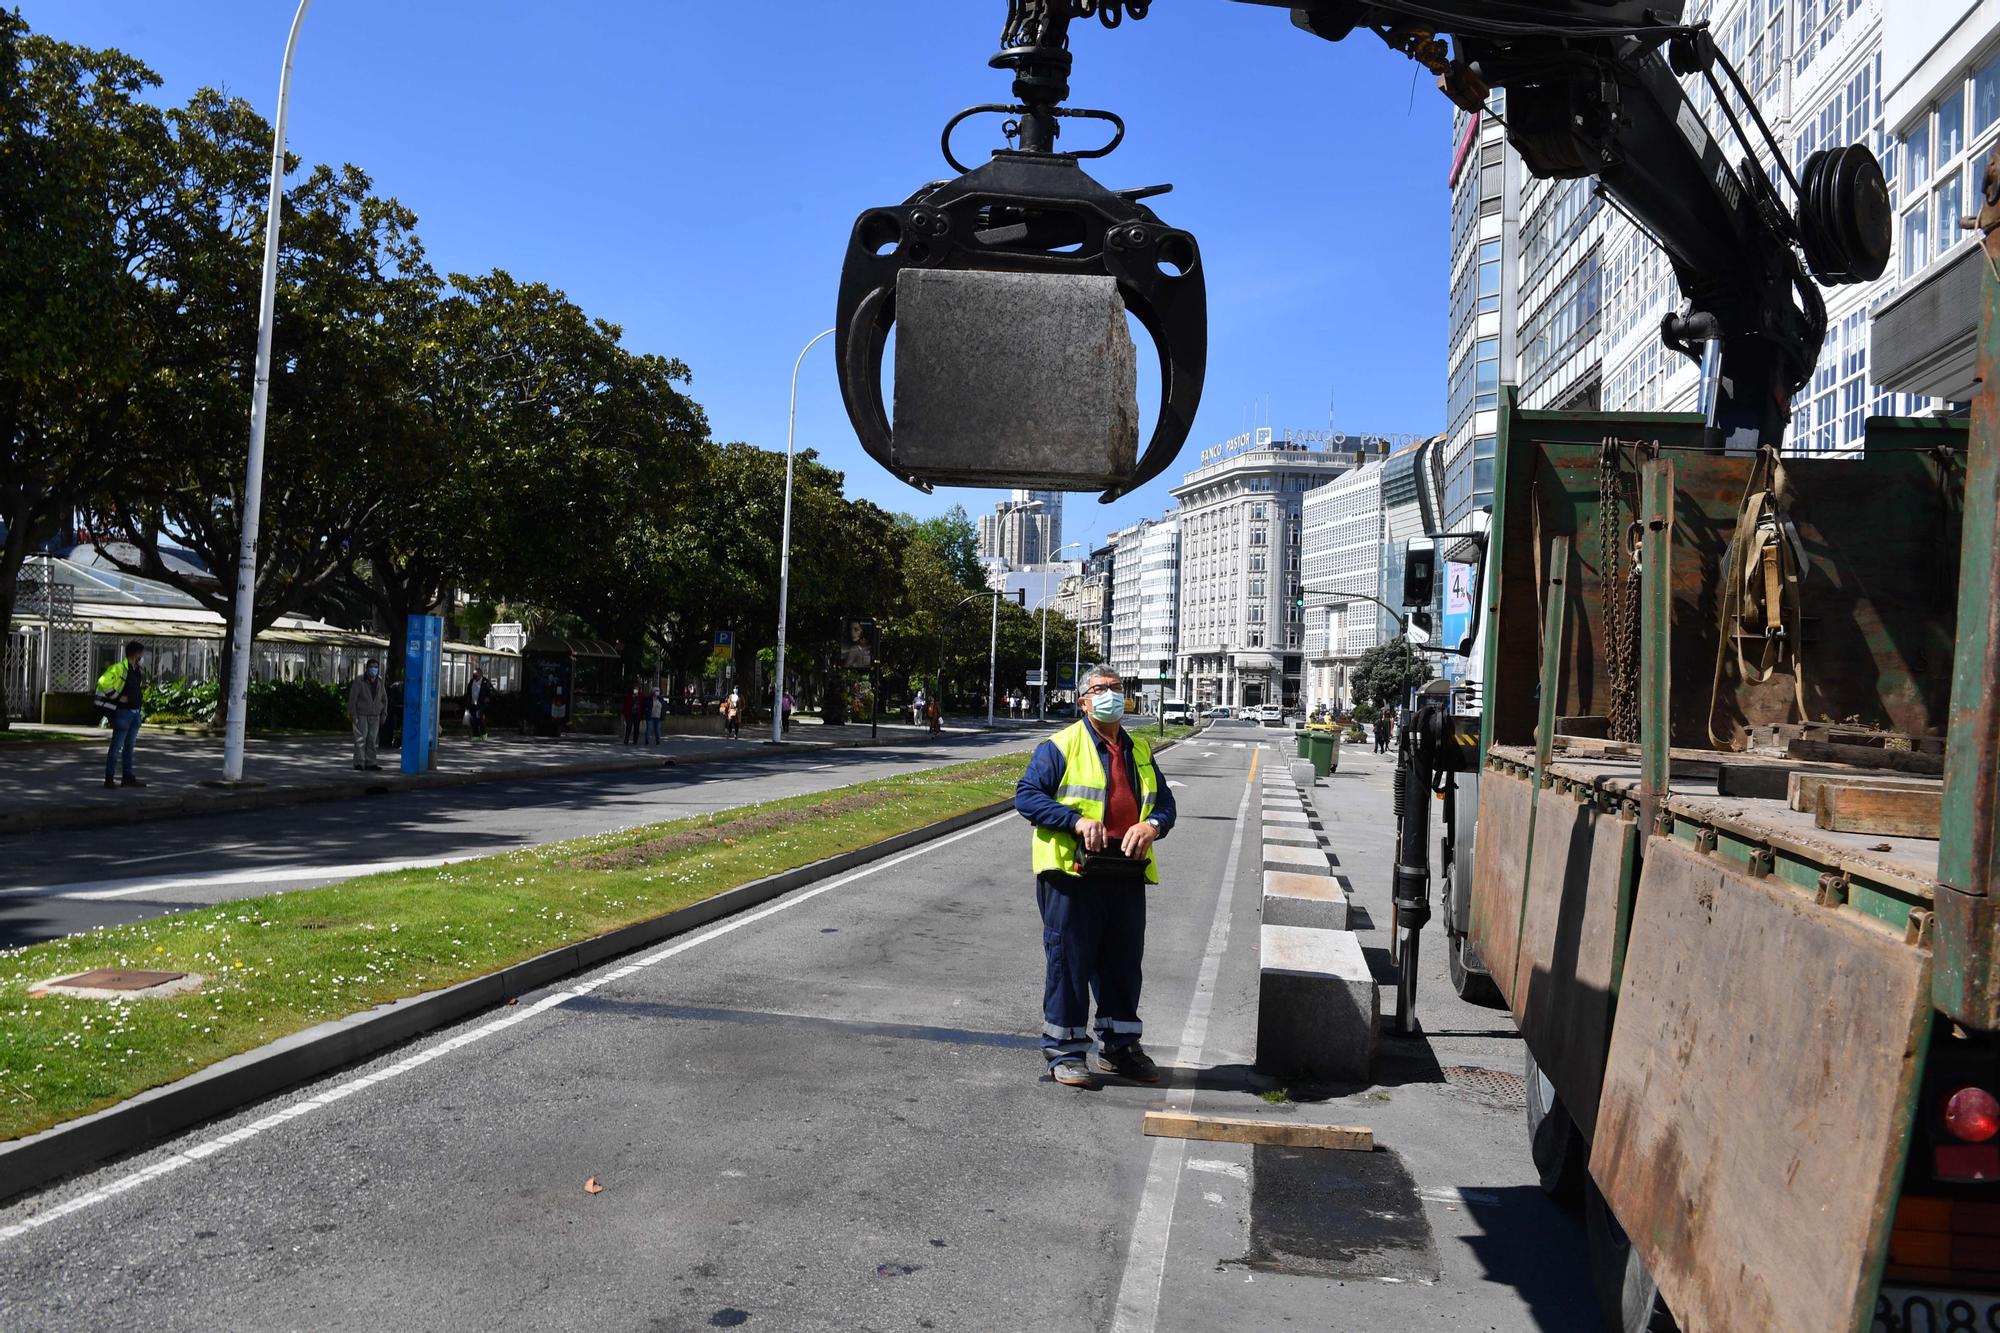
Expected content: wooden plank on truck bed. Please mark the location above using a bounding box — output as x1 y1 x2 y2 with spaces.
1788 770 1941 814
1816 784 1943 839
1141 1112 1372 1151
1590 838 1931 1333
1786 738 1945 775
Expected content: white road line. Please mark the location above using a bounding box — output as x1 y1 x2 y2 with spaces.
1419 1185 1502 1206
1111 756 1254 1333
1184 1158 1247 1181
1 857 471 901
0 812 1013 1246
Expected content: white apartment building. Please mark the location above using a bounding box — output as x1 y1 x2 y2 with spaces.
1441 95 1520 532
1109 517 1179 709
1300 459 1387 714
1172 430 1357 712
977 498 1053 567
1445 0 1994 516
1298 436 1444 713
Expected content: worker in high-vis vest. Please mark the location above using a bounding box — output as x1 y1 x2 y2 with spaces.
1014 662 1178 1088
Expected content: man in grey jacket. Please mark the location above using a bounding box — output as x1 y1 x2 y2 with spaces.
348 659 388 770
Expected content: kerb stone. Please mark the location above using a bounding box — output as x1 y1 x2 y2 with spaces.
1256 924 1377 1083
1262 872 1349 931
1262 843 1332 876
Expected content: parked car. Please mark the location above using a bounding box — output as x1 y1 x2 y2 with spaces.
1254 704 1284 726
1160 701 1193 725
1208 706 1232 719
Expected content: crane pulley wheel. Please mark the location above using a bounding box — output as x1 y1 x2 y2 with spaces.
1797 144 1892 284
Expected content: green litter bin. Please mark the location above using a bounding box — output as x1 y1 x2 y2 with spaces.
1295 730 1310 760
1306 730 1338 778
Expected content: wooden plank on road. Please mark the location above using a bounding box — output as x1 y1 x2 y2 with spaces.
1142 1111 1372 1151
1816 783 1943 839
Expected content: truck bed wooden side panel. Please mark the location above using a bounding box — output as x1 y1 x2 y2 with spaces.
1470 767 1534 1011
1512 788 1633 1142
1590 837 1930 1333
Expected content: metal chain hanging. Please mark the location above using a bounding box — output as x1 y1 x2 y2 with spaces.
1598 438 1641 743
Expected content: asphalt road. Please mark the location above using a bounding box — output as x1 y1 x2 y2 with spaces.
0 729 1040 949
0 721 1598 1331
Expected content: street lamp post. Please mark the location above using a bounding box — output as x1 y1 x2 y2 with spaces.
1038 542 1083 723
773 327 836 745
221 0 312 784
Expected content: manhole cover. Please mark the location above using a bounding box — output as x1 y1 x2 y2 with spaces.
1441 1065 1526 1105
33 969 202 1000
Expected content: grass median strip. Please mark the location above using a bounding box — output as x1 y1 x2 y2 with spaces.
0 753 1033 1143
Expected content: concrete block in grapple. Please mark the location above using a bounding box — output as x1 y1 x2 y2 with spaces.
891 270 1138 489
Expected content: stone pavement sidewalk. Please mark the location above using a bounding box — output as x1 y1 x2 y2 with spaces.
0 715 1036 840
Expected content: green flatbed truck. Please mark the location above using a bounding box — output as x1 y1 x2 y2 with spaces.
1440 240 2000 1333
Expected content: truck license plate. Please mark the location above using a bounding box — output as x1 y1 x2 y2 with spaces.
1875 1285 2000 1331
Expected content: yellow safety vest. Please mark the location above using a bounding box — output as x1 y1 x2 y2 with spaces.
1032 720 1161 884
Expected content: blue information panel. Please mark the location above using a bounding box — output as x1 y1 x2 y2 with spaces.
401 614 442 774
1440 560 1475 684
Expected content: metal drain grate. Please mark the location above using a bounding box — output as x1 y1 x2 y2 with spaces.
1441 1065 1526 1106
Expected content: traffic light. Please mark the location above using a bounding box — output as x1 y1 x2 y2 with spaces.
1157 659 1170 681
1402 545 1437 608
1014 589 1026 606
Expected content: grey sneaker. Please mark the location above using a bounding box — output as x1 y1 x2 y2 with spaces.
1049 1057 1097 1088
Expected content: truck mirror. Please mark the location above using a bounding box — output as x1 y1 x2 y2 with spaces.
1402 543 1436 608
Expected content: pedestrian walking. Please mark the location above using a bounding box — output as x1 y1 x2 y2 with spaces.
647 685 664 745
722 688 742 739
782 690 795 735
910 690 925 727
1373 714 1390 754
462 668 489 738
926 691 942 735
348 658 388 771
622 679 645 744
94 639 148 789
1013 662 1177 1088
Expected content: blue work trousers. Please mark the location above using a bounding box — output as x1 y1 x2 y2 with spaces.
105 707 141 779
1037 874 1146 1063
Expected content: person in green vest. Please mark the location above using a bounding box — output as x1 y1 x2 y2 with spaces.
1014 662 1178 1088
95 639 148 790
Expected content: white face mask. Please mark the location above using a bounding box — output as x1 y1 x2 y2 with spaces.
1088 690 1125 723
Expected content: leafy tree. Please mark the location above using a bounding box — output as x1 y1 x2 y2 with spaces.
0 18 228 722
1350 637 1433 710
356 269 709 680
899 505 983 588
88 143 429 720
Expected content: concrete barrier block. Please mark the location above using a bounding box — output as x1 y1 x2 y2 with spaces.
1262 843 1332 876
1262 872 1349 931
1288 760 1316 789
1263 809 1310 825
892 270 1138 488
1263 825 1320 849
1257 924 1377 1083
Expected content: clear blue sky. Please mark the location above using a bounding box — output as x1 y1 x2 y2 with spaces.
24 0 1450 554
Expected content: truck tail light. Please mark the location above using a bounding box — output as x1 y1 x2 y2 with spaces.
1946 1089 2000 1145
